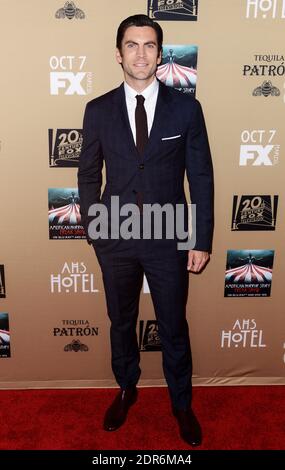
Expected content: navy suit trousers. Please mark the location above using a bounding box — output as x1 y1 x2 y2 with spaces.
95 241 192 410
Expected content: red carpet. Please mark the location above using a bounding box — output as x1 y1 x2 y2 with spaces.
0 386 284 450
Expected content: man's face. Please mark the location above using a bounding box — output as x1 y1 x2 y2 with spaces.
116 26 162 86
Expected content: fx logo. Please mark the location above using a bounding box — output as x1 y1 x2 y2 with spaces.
50 72 86 95
240 145 274 165
49 55 92 95
239 129 280 165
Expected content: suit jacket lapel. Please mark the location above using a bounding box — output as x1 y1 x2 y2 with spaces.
144 81 173 161
112 83 139 158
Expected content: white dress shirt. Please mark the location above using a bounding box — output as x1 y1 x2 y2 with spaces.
124 78 159 144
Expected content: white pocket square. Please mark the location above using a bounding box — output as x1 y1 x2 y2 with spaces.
161 134 181 141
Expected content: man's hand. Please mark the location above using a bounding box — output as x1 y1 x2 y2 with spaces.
187 250 210 273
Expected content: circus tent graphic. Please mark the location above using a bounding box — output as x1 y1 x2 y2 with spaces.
48 188 85 239
49 196 81 224
224 250 274 297
225 262 272 283
0 329 10 344
156 45 198 94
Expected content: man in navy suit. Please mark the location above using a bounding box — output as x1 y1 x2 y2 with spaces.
78 14 214 446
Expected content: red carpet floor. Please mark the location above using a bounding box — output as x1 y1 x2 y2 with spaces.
0 386 284 450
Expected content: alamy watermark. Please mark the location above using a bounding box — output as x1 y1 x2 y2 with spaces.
87 196 196 250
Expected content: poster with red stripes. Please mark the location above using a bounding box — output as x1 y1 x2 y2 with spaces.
156 45 197 95
48 188 86 240
224 250 274 297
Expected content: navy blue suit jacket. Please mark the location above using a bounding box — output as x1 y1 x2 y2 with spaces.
78 81 214 252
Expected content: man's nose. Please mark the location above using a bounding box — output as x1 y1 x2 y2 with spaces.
137 45 146 57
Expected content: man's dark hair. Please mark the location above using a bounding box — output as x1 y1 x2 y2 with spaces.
116 14 163 54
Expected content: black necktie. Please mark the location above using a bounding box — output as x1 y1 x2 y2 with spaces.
135 95 148 155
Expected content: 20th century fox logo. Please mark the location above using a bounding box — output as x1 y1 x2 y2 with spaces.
139 321 162 351
148 0 198 20
231 195 278 231
49 129 82 167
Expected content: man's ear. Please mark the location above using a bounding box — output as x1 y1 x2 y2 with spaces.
157 49 162 65
115 48 123 65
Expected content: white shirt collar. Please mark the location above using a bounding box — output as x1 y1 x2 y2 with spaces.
124 78 159 102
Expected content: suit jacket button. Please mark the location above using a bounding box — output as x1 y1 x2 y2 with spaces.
139 164 144 170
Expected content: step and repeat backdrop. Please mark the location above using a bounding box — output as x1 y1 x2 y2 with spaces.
0 0 284 388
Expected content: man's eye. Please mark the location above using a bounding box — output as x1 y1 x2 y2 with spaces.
127 43 135 48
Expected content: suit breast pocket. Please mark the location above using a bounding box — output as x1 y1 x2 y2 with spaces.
161 134 182 142
160 134 184 154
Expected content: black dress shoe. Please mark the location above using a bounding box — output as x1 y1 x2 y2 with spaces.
103 386 138 431
173 407 202 446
